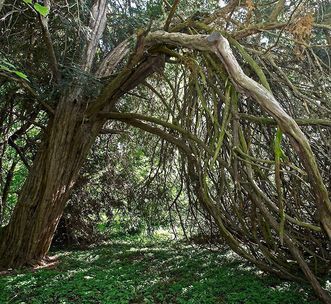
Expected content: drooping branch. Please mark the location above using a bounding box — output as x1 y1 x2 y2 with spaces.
207 32 331 239
239 113 331 127
88 55 165 115
109 117 309 282
102 111 325 233
98 111 215 155
145 30 331 240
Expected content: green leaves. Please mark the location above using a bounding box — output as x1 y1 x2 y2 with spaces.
274 128 283 159
0 60 29 81
22 1 50 17
13 70 29 80
0 238 320 304
274 127 287 161
33 3 49 17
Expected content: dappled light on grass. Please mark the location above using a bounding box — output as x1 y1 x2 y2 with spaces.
0 238 322 303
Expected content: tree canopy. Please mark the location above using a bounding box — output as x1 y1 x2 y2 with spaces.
0 0 330 303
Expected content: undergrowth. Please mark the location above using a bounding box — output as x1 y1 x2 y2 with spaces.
0 236 323 303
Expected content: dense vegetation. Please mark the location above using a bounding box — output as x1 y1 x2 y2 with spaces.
0 236 325 303
0 0 330 303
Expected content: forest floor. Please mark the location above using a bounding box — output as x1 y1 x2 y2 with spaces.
0 236 324 303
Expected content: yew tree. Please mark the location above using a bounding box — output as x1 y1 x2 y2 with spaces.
0 0 330 302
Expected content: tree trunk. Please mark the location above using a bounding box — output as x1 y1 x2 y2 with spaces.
0 92 103 269
0 53 164 269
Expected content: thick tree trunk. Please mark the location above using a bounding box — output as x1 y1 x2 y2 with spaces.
0 0 108 269
0 53 164 269
0 92 103 269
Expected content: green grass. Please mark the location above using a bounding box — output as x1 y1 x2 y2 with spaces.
0 237 322 303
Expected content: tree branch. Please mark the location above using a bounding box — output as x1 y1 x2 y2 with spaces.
145 30 331 243
96 39 131 78
239 113 331 127
164 0 180 31
39 0 61 83
82 0 108 73
0 0 4 13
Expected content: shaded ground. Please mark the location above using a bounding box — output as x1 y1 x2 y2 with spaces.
0 237 322 303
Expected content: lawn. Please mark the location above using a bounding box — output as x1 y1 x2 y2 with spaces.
0 237 322 303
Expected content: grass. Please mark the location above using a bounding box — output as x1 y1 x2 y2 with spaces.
0 236 323 303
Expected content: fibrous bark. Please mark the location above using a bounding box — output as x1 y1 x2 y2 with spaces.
0 51 165 269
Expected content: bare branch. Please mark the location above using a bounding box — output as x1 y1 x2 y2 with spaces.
0 0 4 13
99 128 125 134
239 113 331 127
39 0 61 83
96 39 131 78
145 30 331 241
164 0 180 31
82 0 108 73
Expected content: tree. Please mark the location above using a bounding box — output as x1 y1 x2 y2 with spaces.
0 0 330 302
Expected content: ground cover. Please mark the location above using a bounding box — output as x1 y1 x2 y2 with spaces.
0 237 324 303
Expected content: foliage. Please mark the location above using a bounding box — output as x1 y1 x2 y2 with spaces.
53 124 209 246
0 0 331 301
0 237 323 304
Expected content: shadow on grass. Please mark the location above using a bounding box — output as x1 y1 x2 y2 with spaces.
0 238 322 303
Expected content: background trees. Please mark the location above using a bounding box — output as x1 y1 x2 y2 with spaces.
0 0 330 302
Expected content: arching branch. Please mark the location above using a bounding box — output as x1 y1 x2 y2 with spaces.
145 30 331 240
